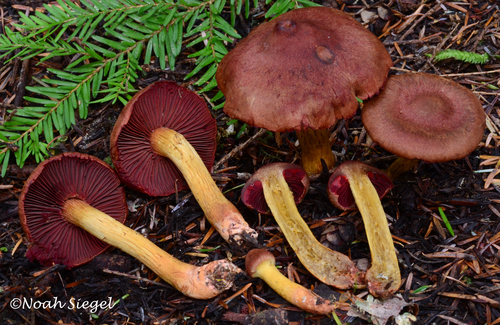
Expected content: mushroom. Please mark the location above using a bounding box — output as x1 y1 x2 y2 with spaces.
362 73 486 180
110 81 258 246
328 160 399 298
216 7 392 175
246 248 338 315
19 152 240 300
241 163 365 289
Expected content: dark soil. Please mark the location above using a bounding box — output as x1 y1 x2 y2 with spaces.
1 0 500 324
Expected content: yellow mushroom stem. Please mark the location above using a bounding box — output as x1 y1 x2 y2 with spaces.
384 157 419 181
342 167 401 298
260 172 365 289
296 129 336 176
62 199 240 300
249 250 338 315
150 128 258 246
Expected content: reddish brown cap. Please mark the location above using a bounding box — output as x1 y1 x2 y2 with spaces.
245 248 276 277
216 7 392 132
18 152 127 268
362 73 486 163
241 163 309 214
110 81 217 197
328 161 393 210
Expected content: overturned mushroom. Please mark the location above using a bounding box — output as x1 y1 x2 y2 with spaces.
111 81 258 246
328 161 399 298
362 73 485 180
242 163 365 289
246 248 338 315
19 152 240 300
217 7 392 175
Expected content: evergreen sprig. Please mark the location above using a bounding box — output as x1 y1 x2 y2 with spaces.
427 49 490 64
0 0 318 176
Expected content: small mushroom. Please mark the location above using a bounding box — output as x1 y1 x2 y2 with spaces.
216 7 392 175
242 163 365 289
362 73 486 180
111 81 258 246
246 248 338 315
328 161 399 298
19 153 240 300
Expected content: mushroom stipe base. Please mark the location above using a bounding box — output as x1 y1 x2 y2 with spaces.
150 127 259 246
62 199 240 300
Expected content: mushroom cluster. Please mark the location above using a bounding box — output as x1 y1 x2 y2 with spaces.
215 5 402 300
214 6 484 305
242 163 365 289
17 5 487 318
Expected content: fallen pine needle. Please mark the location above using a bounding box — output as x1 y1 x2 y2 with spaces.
10 237 23 256
438 292 500 307
437 315 470 325
423 252 476 259
223 283 252 304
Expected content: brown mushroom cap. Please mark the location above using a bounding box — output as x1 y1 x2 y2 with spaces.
18 152 127 268
241 163 310 214
362 73 486 163
328 160 393 210
216 7 392 132
110 81 217 197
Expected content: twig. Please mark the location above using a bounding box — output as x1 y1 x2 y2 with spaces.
440 69 500 77
0 102 20 126
8 56 19 87
383 35 440 46
213 128 266 170
13 58 30 107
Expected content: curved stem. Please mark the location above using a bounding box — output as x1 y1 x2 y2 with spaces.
296 129 335 175
253 257 337 315
385 157 419 180
62 199 240 300
343 169 401 298
261 173 364 289
150 127 258 246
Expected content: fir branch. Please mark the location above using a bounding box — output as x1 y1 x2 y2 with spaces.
0 0 308 175
427 49 490 64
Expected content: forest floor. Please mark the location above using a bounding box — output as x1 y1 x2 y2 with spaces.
1 0 500 324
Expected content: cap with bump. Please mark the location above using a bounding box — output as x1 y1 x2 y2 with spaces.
216 7 392 132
